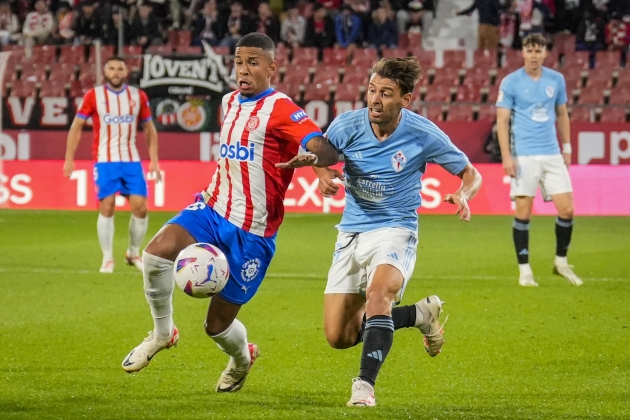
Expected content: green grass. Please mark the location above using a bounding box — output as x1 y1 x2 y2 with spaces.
1 210 629 419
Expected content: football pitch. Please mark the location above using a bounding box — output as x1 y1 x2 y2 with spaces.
1 210 629 419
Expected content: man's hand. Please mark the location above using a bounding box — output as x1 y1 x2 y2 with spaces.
443 192 471 222
63 160 74 177
563 152 571 167
149 161 162 183
502 155 517 178
317 168 344 197
276 154 317 169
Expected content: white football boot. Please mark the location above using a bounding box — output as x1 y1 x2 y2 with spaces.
519 273 539 287
122 327 179 373
99 259 114 273
553 262 583 286
125 253 143 272
216 343 259 393
346 378 376 407
415 295 448 357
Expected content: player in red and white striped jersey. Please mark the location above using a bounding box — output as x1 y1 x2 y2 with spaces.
121 34 339 389
63 56 161 274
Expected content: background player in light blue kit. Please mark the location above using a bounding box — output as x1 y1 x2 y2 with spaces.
496 34 583 287
279 58 482 407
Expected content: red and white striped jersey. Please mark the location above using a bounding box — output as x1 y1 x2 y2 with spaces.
77 85 153 162
206 88 322 237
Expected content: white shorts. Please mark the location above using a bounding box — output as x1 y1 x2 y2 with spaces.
324 227 418 304
511 154 573 202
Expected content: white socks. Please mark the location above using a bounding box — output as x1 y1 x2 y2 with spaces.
97 214 114 261
518 263 533 276
128 215 148 257
143 251 175 339
210 319 250 368
554 256 568 267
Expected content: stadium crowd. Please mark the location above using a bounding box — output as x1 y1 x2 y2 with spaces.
1 0 629 123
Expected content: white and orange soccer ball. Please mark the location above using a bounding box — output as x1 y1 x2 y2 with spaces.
173 243 230 299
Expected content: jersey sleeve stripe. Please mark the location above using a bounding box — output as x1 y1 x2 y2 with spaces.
300 131 322 150
77 113 90 119
141 116 152 122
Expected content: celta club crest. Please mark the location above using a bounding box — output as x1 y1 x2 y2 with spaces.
241 258 261 282
546 86 554 98
392 150 407 172
246 116 260 131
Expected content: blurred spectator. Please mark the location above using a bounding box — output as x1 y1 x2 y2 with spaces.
219 1 254 50
253 2 280 43
607 0 630 20
22 0 53 44
103 5 128 45
120 0 140 25
303 3 335 49
576 6 607 53
335 4 361 48
457 0 504 50
128 2 163 46
605 15 630 50
50 1 74 44
9 0 30 23
182 0 204 30
397 0 423 34
368 7 397 48
74 0 103 44
145 0 181 29
557 0 581 34
192 0 223 46
280 7 305 46
517 0 550 37
317 0 343 13
499 0 518 48
0 1 19 45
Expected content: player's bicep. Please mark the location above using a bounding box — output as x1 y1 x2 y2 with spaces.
496 107 511 123
71 115 87 129
555 103 568 118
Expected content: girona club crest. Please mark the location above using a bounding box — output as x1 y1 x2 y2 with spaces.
245 116 260 131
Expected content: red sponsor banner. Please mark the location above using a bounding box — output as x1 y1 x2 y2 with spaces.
2 122 629 164
1 161 629 215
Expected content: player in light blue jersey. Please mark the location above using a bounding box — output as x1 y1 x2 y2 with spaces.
496 34 583 287
278 58 482 407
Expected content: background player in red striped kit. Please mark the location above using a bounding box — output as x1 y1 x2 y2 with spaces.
121 33 339 393
63 56 161 274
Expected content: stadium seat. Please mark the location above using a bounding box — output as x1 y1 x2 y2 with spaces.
76 63 97 81
124 58 143 72
273 82 301 101
176 45 202 54
607 89 630 106
474 49 499 68
463 67 491 86
568 106 592 122
291 47 318 66
58 45 85 64
48 63 76 82
302 83 331 101
407 32 422 49
483 85 500 103
410 47 435 69
322 47 348 66
545 50 559 69
342 66 369 85
476 104 496 121
446 104 473 121
577 88 604 105
502 49 522 68
423 84 451 102
312 70 339 86
398 32 410 49
18 64 47 82
282 66 311 84
39 81 66 97
177 30 192 46
88 45 115 63
442 50 466 69
454 85 481 102
381 47 409 59
69 80 89 98
351 48 378 67
333 83 362 101
595 51 622 69
274 46 289 66
563 51 589 69
31 45 56 64
491 68 512 86
422 104 445 121
121 45 143 57
147 45 173 55
9 81 37 97
598 107 627 122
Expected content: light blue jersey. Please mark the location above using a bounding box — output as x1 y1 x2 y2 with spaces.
496 67 567 157
325 108 469 233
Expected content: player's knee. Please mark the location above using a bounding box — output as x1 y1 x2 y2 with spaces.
324 331 354 349
558 203 574 219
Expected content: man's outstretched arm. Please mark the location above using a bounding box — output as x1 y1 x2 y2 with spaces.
276 136 339 169
443 163 483 222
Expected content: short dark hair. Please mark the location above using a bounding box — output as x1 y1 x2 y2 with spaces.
522 33 547 48
371 57 422 95
105 56 126 65
236 33 275 55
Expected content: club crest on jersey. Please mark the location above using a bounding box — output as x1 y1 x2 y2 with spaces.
546 86 554 98
391 150 407 172
241 259 261 282
290 110 308 122
246 116 260 131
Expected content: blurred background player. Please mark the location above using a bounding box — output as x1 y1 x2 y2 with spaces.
120 33 339 393
496 34 582 287
280 58 482 407
63 56 161 274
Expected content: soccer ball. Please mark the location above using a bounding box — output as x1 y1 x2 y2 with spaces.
173 243 230 299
